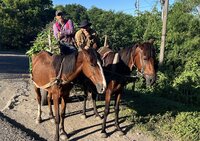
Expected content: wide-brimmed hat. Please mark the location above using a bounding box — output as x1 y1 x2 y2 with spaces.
55 10 63 16
78 20 92 28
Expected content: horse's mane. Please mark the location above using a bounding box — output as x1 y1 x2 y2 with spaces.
118 44 137 65
52 52 78 75
140 42 155 59
87 48 99 65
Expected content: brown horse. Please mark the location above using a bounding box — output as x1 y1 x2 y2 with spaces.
31 48 106 141
81 41 156 137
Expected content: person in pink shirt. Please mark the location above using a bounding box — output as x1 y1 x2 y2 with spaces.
53 10 76 54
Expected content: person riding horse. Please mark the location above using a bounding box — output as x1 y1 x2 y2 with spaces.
75 19 100 50
53 10 76 55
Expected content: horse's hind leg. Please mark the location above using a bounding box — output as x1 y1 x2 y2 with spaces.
114 91 124 136
34 86 42 124
60 94 68 140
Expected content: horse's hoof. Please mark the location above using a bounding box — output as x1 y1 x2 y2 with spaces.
118 130 125 136
36 118 42 124
81 115 86 119
50 118 55 123
101 132 108 138
60 133 68 141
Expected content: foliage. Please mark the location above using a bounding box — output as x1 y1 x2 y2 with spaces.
0 0 54 50
87 7 136 50
119 87 200 141
26 21 59 72
26 21 59 57
172 112 200 141
54 4 88 27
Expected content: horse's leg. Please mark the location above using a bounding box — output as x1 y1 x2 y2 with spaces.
47 93 54 122
114 91 124 136
59 94 68 140
34 86 42 124
81 89 87 119
101 89 111 138
92 93 101 119
52 93 60 141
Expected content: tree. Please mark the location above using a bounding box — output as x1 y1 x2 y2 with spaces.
87 7 135 50
0 0 54 50
54 4 88 27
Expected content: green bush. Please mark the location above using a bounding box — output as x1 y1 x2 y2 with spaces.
172 112 200 141
26 22 59 72
26 21 59 57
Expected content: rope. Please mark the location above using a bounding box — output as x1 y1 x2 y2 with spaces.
32 77 58 90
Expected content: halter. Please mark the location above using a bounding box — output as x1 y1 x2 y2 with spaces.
136 49 145 77
136 44 153 78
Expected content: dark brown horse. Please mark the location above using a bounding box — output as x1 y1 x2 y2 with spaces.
81 41 156 137
31 48 106 141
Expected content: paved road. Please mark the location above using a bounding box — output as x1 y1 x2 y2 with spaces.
0 51 29 74
0 51 36 141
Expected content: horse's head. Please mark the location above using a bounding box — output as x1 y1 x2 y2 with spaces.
81 48 106 93
130 42 156 86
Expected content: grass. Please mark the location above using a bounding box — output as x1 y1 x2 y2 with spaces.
96 84 200 141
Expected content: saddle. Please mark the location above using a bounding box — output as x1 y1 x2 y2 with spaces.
97 46 119 68
97 46 113 60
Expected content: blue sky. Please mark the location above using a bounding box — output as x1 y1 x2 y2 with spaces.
52 0 175 15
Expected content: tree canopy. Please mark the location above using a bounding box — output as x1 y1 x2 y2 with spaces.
0 0 54 49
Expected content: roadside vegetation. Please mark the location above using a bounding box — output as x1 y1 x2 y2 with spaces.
1 0 199 140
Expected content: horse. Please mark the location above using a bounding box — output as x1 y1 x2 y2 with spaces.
31 48 106 141
81 41 156 137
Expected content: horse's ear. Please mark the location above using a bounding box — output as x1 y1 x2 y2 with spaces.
134 43 139 48
148 38 155 44
81 48 88 52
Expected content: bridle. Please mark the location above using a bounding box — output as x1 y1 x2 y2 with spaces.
136 49 146 77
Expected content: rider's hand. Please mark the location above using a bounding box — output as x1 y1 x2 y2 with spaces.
84 46 90 50
83 29 90 38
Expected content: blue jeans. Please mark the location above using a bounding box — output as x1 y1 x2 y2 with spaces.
59 41 77 55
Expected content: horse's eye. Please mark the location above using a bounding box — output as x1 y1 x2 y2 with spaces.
91 64 96 67
143 56 148 60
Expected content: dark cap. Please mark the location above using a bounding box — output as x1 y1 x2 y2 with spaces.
55 10 63 16
78 19 92 28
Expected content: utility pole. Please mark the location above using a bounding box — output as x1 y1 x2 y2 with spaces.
159 0 169 65
135 0 139 16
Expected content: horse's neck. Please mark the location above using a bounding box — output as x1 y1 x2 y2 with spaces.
61 52 82 82
73 51 83 72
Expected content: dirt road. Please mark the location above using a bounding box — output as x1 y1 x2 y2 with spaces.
0 52 151 141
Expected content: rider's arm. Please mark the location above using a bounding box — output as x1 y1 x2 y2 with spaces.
53 24 59 40
75 30 85 49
